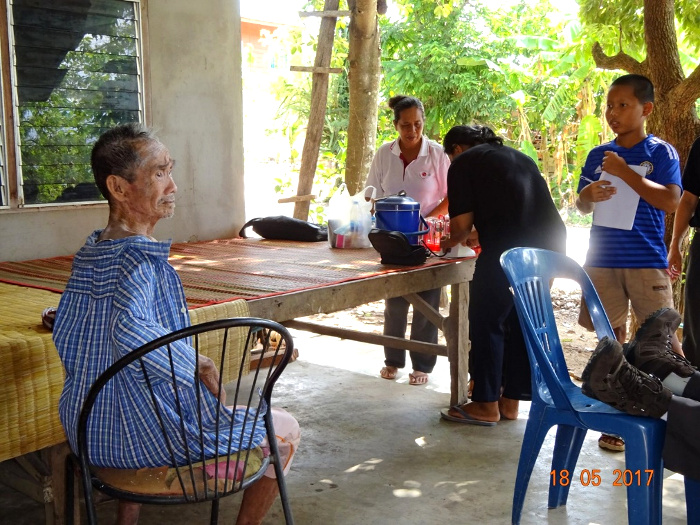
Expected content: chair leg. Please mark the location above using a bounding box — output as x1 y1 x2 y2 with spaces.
65 455 75 525
210 498 220 525
275 472 294 525
547 425 587 509
78 462 98 525
512 404 553 525
266 413 294 525
685 476 700 523
622 431 664 525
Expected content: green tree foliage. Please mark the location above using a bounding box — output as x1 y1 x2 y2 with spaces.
378 0 616 212
17 1 141 205
270 0 700 224
577 0 700 163
579 0 700 61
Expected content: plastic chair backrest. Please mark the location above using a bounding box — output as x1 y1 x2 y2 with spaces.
500 248 615 413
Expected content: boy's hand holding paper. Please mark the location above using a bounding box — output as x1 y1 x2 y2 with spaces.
592 155 648 230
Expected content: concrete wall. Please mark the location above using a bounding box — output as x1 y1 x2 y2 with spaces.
0 0 245 261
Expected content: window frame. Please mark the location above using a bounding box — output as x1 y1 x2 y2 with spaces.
0 0 147 211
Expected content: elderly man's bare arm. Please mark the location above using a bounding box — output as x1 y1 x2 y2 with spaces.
197 353 226 405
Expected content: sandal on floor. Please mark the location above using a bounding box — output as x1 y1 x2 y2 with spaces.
440 405 497 426
409 371 429 386
598 434 625 452
380 366 398 380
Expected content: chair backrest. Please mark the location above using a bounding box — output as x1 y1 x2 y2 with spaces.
500 248 614 412
76 317 294 502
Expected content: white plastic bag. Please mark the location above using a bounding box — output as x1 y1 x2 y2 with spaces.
327 184 376 248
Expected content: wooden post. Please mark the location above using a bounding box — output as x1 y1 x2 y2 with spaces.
447 282 470 406
292 0 341 220
345 0 381 195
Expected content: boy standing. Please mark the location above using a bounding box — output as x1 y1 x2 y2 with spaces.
576 74 682 451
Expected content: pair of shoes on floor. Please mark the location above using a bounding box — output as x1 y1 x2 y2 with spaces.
379 367 429 385
581 336 672 419
624 307 696 380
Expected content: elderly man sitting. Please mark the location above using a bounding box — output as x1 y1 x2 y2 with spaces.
53 123 300 525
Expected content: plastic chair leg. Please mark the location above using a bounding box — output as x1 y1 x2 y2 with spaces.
547 425 587 509
512 404 554 525
622 433 664 525
684 477 700 523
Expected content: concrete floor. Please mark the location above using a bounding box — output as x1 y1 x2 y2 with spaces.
0 329 690 524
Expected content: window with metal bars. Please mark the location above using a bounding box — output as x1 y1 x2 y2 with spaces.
8 0 144 206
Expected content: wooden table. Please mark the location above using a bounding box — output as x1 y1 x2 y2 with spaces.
0 239 475 523
246 252 475 406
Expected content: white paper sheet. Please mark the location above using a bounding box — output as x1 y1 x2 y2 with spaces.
592 164 648 230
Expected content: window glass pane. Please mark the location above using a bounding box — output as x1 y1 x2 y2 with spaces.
12 0 142 205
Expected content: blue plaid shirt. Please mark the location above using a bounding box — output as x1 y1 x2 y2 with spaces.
54 231 266 468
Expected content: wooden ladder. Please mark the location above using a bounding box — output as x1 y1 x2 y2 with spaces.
284 1 350 220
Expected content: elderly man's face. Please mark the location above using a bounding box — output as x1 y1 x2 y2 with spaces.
124 140 177 221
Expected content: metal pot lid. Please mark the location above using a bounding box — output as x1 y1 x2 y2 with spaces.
375 191 420 210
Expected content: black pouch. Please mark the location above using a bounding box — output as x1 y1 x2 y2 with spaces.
368 229 428 265
239 216 328 242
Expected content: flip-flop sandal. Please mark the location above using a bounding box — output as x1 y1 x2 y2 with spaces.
380 366 398 380
409 372 429 386
598 434 625 452
440 405 497 426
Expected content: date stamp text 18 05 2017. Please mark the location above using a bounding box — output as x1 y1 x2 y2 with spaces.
551 469 655 487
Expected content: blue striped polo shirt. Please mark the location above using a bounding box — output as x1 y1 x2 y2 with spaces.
577 135 681 268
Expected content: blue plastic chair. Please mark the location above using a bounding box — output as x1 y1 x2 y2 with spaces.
500 248 666 525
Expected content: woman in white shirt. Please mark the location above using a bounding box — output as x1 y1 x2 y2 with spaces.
366 95 450 385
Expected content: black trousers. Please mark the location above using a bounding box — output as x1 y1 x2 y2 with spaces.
663 373 700 480
469 256 531 402
383 287 441 373
683 231 700 365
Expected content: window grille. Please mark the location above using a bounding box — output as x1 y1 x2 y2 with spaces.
10 0 144 205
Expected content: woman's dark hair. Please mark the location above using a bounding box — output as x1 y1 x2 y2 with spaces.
388 95 424 123
610 74 654 104
91 123 158 202
442 125 503 155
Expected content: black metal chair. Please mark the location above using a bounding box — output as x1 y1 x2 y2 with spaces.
65 317 295 524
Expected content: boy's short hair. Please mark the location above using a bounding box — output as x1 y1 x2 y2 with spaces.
610 74 654 104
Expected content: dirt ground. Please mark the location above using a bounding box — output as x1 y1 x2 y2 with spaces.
306 286 599 381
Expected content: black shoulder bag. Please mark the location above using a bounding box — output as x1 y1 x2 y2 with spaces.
239 216 328 242
368 229 428 265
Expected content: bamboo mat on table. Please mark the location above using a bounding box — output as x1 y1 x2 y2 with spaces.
0 281 249 461
0 283 65 461
0 238 463 307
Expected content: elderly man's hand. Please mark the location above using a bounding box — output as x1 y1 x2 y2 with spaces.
197 354 226 405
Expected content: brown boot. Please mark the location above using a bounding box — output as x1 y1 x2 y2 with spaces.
582 337 672 419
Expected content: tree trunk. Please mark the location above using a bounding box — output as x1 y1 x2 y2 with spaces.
643 0 700 168
345 0 381 195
